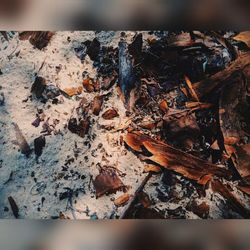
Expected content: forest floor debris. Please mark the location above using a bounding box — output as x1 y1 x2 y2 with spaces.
0 31 249 219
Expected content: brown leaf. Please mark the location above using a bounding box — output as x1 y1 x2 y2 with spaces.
124 133 230 184
114 193 130 207
143 164 162 174
102 108 119 120
19 32 54 50
159 100 168 113
211 179 250 218
93 168 126 198
82 78 95 92
68 118 89 138
31 76 46 98
233 32 250 47
62 86 83 97
92 95 103 116
8 196 19 219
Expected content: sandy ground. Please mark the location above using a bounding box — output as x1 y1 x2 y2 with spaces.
0 31 148 219
0 31 249 219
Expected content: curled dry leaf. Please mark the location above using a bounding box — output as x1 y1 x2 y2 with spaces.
114 193 130 207
124 132 230 184
233 31 250 48
92 95 103 116
219 68 250 183
93 168 126 198
102 108 119 120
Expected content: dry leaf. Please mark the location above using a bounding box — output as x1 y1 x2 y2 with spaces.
233 31 250 47
8 196 19 219
62 86 83 97
102 108 119 120
159 100 168 113
92 95 103 116
124 132 230 184
114 193 130 207
82 78 95 92
143 164 162 173
93 168 126 198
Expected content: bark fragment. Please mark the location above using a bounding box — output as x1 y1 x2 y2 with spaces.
124 132 230 184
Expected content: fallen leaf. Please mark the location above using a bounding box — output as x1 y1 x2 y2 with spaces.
62 86 83 97
93 168 126 198
68 118 89 138
159 100 168 113
233 31 250 47
114 193 130 207
143 164 162 174
31 76 46 98
34 136 46 158
8 196 19 219
124 133 230 184
92 95 103 116
19 32 54 50
82 78 95 92
102 108 119 120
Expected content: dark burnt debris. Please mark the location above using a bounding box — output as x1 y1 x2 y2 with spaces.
2 31 250 219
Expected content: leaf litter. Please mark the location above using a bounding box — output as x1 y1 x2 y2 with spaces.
0 31 249 219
